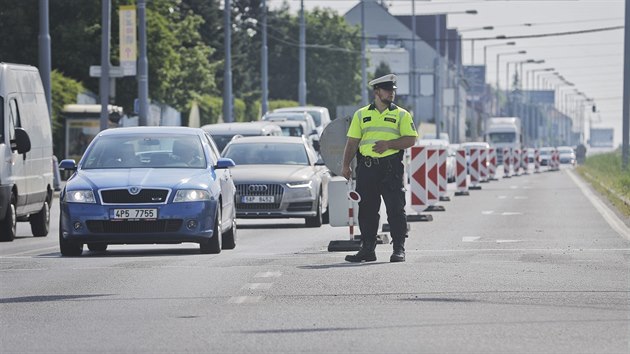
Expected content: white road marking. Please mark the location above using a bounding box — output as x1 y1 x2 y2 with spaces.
228 296 262 304
462 237 481 242
242 283 273 290
514 196 528 200
567 169 630 241
482 210 494 215
497 195 507 199
501 212 523 216
496 239 523 243
255 271 282 278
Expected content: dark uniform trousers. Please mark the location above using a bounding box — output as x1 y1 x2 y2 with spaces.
356 151 407 243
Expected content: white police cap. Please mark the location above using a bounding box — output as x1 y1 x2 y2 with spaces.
369 74 397 90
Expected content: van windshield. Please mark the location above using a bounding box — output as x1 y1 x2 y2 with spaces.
488 132 516 144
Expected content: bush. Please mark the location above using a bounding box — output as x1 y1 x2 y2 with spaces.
51 71 84 159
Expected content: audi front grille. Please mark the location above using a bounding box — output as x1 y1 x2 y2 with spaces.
235 183 284 210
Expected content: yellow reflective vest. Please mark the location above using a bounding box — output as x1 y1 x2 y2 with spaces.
347 103 418 158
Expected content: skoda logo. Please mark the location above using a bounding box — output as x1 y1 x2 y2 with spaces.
128 186 141 195
248 184 268 192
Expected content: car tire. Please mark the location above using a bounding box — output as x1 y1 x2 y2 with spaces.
59 222 83 256
87 243 108 252
305 195 323 228
30 199 50 237
201 206 222 254
222 214 237 250
0 194 17 242
322 203 329 224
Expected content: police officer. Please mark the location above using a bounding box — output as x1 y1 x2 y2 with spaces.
341 74 418 263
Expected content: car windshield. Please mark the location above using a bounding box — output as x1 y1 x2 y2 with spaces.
223 142 308 165
81 134 206 169
488 132 516 144
558 148 574 154
280 126 304 137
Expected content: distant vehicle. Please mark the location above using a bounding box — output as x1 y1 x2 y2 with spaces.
271 119 308 138
58 127 237 256
484 117 522 165
460 141 491 172
0 63 54 241
272 106 331 135
557 146 576 165
222 136 330 227
201 122 282 152
263 112 318 138
539 147 554 166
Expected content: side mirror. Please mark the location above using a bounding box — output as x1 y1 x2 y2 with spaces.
12 128 31 154
59 159 77 171
216 157 236 169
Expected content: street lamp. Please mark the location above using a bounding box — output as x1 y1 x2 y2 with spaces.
527 67 554 91
456 26 494 64
495 50 526 114
483 41 515 82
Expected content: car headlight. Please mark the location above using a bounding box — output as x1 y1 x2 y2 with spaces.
65 190 96 203
286 180 313 189
174 189 211 202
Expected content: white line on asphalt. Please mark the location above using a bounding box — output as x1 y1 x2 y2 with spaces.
501 212 523 216
482 210 494 215
567 169 630 241
228 296 262 304
496 239 523 243
255 271 282 278
514 196 528 199
462 237 481 242
497 195 507 199
242 283 273 290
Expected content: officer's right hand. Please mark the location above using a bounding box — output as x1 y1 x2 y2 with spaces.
341 165 352 180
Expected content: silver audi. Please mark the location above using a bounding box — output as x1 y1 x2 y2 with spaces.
221 136 330 227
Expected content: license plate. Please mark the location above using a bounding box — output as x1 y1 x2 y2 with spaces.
112 208 157 220
242 196 274 203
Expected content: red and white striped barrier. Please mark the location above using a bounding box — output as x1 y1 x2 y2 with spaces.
551 148 560 171
534 148 540 173
479 147 489 183
503 147 511 178
513 148 521 176
488 148 497 180
521 148 529 174
469 147 481 190
438 148 450 201
454 148 469 196
425 146 444 211
410 146 428 213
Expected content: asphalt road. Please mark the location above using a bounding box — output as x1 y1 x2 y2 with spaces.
1 166 629 353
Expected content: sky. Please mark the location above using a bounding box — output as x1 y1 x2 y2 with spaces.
267 0 627 148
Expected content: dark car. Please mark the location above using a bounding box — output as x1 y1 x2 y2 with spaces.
58 127 237 256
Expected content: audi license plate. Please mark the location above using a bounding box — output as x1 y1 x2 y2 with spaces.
112 208 157 220
242 196 274 203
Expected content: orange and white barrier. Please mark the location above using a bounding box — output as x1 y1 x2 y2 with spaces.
469 147 481 189
410 146 428 213
479 147 488 183
454 148 469 196
503 147 511 178
521 148 529 174
534 148 540 173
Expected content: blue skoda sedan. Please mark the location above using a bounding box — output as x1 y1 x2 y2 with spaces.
58 127 236 256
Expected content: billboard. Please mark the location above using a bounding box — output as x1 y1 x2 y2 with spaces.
463 65 485 100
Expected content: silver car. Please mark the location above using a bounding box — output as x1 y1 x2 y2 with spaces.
221 136 330 227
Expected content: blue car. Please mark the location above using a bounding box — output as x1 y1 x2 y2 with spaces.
58 127 236 256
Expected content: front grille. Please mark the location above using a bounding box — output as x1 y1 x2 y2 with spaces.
86 220 183 233
100 189 169 204
287 202 312 212
235 183 284 210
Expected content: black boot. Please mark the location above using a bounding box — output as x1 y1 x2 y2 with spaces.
390 238 405 262
345 239 377 262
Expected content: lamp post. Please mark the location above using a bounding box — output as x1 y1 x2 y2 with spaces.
433 9 478 140
456 25 494 64
483 41 515 83
495 50 526 114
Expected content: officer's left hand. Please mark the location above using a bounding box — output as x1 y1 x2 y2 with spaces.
372 140 389 154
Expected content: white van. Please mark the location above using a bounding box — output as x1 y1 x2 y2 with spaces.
0 63 54 241
201 121 282 153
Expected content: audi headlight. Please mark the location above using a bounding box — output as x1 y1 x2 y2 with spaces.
65 190 96 203
174 189 211 202
286 180 312 189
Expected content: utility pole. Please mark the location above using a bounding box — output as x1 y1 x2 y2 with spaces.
622 0 629 169
361 0 367 105
38 0 51 120
298 0 306 106
223 0 233 122
434 14 442 139
410 0 416 119
99 0 111 131
137 0 149 126
261 0 269 115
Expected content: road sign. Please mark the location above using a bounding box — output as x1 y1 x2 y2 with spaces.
89 65 124 78
119 5 137 76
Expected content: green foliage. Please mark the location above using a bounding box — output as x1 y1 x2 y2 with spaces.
577 149 630 216
374 62 392 79
234 98 246 122
194 95 223 126
51 71 84 159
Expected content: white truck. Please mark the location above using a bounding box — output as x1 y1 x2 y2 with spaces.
484 117 522 165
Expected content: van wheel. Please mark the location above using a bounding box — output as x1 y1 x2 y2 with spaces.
30 200 50 237
200 206 222 254
0 195 17 242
